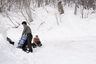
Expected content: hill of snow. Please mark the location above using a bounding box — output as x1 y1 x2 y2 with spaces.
0 6 96 64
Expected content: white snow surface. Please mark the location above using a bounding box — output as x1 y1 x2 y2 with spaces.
0 6 96 64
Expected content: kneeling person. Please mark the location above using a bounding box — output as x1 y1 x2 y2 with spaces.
32 35 42 48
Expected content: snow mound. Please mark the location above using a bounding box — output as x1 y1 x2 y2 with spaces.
0 26 34 64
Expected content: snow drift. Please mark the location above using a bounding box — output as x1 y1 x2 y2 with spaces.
0 26 34 64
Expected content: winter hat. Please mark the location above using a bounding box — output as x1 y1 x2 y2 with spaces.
36 35 38 37
22 21 27 25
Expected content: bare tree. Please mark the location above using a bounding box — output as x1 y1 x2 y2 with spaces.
85 0 89 9
93 0 95 10
0 0 3 13
0 0 96 26
58 1 64 14
38 0 41 7
45 0 49 5
74 0 78 15
63 0 67 5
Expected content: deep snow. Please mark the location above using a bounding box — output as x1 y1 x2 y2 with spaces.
0 6 96 64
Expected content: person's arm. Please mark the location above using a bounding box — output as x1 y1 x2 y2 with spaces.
22 26 27 36
38 38 41 44
33 38 38 46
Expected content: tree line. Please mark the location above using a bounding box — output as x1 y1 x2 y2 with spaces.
0 0 96 27
0 0 95 12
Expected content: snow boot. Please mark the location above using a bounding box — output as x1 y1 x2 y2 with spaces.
7 37 15 45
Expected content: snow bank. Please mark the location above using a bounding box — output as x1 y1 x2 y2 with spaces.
0 26 35 64
0 26 16 64
28 6 96 41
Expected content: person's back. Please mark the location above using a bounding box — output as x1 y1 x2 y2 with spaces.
22 25 31 36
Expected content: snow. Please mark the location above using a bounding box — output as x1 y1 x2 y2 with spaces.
0 6 96 64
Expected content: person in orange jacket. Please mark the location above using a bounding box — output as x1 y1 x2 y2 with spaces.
32 35 42 48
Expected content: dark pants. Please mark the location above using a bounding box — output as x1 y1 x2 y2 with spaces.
22 33 33 52
22 40 27 51
32 41 42 48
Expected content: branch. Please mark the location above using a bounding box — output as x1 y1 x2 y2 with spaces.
0 3 7 8
6 11 17 27
20 10 30 25
37 22 45 30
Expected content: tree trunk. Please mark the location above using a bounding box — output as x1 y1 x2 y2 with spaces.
64 0 66 5
74 0 78 15
85 0 89 9
58 1 64 14
93 0 95 10
38 0 41 7
40 0 43 7
0 0 2 13
81 6 84 18
68 0 71 7
45 0 49 5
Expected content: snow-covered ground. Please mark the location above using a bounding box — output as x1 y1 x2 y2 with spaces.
0 6 96 64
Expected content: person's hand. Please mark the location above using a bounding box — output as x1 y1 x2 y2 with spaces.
35 43 38 46
20 36 22 39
